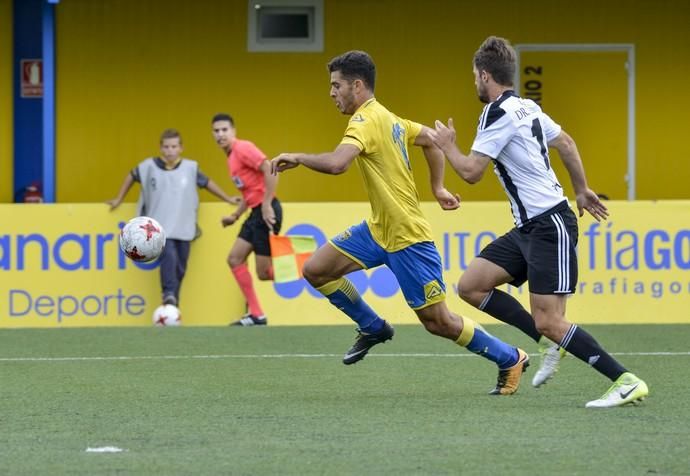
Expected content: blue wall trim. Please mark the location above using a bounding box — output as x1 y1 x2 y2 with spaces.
13 0 56 203
13 0 44 202
42 1 55 202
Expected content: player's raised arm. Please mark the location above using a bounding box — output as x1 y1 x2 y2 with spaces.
221 199 248 227
106 172 135 210
414 126 460 210
431 118 492 184
548 130 609 221
271 143 360 175
205 178 242 205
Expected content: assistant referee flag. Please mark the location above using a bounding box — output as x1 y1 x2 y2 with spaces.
269 235 318 283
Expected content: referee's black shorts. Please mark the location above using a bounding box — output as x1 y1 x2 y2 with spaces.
479 201 579 294
237 197 283 256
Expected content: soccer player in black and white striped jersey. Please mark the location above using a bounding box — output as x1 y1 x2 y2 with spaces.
430 36 648 408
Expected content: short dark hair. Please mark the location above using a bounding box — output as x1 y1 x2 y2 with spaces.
212 113 234 126
160 128 181 144
327 50 376 91
473 36 516 87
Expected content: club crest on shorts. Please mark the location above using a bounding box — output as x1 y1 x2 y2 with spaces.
424 280 444 301
334 229 353 242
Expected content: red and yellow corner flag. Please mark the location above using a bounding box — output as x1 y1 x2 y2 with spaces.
269 234 318 283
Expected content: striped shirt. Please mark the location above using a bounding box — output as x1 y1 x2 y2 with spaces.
471 90 565 227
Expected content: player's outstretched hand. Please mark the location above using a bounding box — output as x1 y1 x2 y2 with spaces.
271 153 300 174
221 214 239 227
434 188 461 210
430 118 457 151
105 198 120 211
229 195 242 205
576 189 609 222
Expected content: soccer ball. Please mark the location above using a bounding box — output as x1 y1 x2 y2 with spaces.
153 304 182 327
119 216 166 262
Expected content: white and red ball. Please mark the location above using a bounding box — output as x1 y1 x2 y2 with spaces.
153 304 182 327
119 216 166 262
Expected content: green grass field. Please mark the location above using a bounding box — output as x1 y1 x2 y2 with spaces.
1 324 689 475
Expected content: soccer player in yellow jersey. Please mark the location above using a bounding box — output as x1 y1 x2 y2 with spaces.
271 50 529 395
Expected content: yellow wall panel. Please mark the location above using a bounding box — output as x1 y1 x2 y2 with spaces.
0 0 12 203
55 0 690 203
519 51 629 199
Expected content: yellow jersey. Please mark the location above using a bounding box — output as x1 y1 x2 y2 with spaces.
340 98 434 251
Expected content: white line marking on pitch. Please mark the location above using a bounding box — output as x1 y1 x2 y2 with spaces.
85 447 125 453
1 351 689 362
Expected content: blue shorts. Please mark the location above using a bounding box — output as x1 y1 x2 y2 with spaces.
330 221 446 309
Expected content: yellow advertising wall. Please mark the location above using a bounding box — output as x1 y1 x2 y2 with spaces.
1 201 688 328
54 0 690 204
0 0 12 203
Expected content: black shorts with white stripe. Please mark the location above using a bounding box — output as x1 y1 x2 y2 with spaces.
479 202 579 294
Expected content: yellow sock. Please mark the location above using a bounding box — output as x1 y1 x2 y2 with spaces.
456 316 477 347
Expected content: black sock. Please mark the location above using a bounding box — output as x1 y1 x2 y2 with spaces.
560 325 627 381
479 289 542 343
